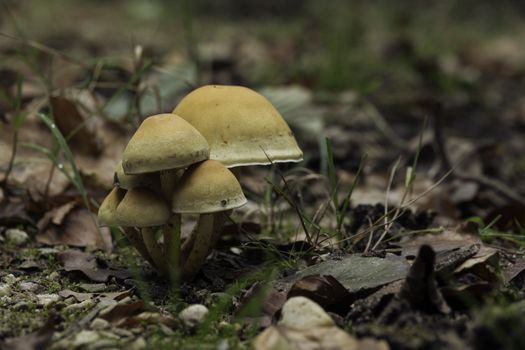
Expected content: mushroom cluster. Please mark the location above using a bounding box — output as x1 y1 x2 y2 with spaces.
98 85 303 284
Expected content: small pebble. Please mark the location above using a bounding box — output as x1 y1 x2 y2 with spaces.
279 296 334 329
48 271 60 281
78 283 106 293
37 294 60 307
179 304 209 329
2 274 17 285
5 228 29 246
65 299 96 311
90 318 110 330
113 328 134 338
72 330 100 347
13 301 31 311
18 281 40 292
0 296 12 304
0 283 11 297
159 324 174 336
129 337 147 350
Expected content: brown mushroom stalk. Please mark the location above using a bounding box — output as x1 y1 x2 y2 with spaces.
115 188 171 277
98 187 156 267
172 160 247 279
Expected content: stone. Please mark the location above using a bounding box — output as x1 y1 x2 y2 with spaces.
72 330 100 347
179 304 209 329
2 274 17 285
5 228 29 245
18 281 40 292
129 337 147 350
13 301 31 311
48 271 60 280
65 299 96 311
0 283 11 297
36 293 60 307
279 296 334 329
90 318 110 330
78 283 106 293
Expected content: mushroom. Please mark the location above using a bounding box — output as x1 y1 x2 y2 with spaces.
173 85 303 167
173 85 303 257
114 160 159 192
172 160 247 278
97 187 156 268
121 113 210 281
115 187 171 276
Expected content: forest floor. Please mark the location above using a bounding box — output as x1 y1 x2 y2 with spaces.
1 1 525 349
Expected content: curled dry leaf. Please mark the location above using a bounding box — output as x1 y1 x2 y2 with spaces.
58 250 130 282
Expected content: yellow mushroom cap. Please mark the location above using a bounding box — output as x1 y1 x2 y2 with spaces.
172 160 247 213
114 161 159 191
173 85 303 167
122 114 210 174
98 187 126 226
116 188 170 227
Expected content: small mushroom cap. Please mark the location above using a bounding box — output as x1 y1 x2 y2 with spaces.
98 187 126 226
122 114 210 174
172 160 247 214
173 85 303 167
116 188 170 227
114 161 159 191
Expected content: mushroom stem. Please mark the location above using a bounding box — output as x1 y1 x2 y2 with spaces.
142 227 169 276
209 210 231 248
182 213 215 279
164 214 181 286
182 211 230 279
121 227 155 266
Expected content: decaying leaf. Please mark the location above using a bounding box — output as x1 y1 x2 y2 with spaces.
253 297 388 350
37 207 112 252
99 300 175 328
58 250 130 282
50 94 103 156
58 289 132 303
287 275 352 314
292 254 409 292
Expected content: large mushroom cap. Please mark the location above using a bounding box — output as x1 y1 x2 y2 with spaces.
116 188 170 227
122 113 209 174
173 85 303 167
172 160 247 213
98 187 126 226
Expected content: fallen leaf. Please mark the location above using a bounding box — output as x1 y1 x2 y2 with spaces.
58 250 130 282
99 300 175 328
37 207 112 252
253 296 389 350
287 275 353 315
50 95 103 156
58 289 132 303
292 254 409 292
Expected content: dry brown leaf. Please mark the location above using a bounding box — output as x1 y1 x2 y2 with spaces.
58 289 132 303
58 250 130 282
99 300 175 328
37 207 112 252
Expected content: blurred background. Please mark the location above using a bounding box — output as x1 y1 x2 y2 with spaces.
1 0 525 231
